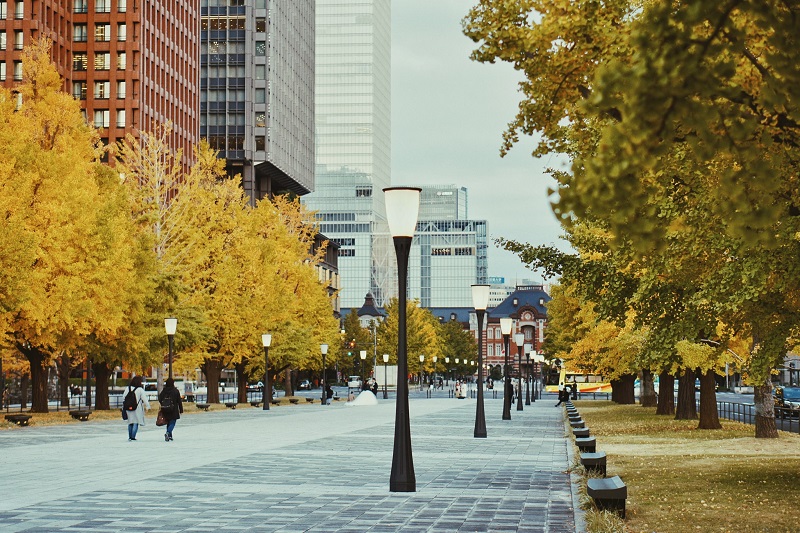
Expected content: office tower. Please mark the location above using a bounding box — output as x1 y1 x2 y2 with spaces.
0 0 200 166
418 185 468 221
200 0 314 200
303 0 393 308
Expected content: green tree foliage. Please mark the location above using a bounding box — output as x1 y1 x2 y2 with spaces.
377 299 443 377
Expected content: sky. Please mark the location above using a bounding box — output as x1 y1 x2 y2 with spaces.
391 0 571 284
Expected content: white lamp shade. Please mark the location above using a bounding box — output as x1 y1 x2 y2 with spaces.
383 187 421 237
419 354 424 362
433 356 437 363
321 343 329 355
261 334 272 347
360 350 367 360
500 317 513 335
514 332 525 346
455 358 459 364
524 343 533 354
445 357 449 363
164 317 178 335
383 353 390 363
471 284 490 311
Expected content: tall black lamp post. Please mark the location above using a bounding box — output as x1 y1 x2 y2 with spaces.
360 350 367 387
500 317 513 420
514 332 524 412
418 354 425 391
384 186 421 493
165 317 178 380
525 346 532 405
382 353 389 399
445 357 450 385
471 284 489 438
320 343 328 407
261 334 271 411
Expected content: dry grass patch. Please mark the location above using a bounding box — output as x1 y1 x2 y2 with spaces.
575 401 800 533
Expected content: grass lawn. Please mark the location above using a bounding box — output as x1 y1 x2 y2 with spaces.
575 401 800 533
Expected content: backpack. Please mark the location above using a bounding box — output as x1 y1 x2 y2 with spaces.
160 392 175 417
123 387 139 411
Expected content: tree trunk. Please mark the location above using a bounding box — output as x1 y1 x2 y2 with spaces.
21 346 50 413
697 369 721 429
675 368 697 420
57 352 71 407
284 368 294 397
640 369 657 407
203 358 224 404
754 378 778 438
234 362 249 404
92 361 111 410
618 374 636 404
656 371 675 415
20 373 29 409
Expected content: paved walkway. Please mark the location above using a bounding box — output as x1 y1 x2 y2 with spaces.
0 394 580 532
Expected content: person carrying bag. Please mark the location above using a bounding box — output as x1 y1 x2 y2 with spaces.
157 378 184 442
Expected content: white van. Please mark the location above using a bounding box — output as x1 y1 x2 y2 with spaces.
144 380 196 402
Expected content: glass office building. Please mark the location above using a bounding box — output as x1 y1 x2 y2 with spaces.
303 0 393 308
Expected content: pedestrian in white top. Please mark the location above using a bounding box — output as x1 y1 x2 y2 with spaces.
123 375 151 441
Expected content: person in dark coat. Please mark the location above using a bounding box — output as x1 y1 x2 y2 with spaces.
158 378 184 442
555 384 569 407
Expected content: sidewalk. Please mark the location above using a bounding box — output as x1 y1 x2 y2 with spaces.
0 394 579 532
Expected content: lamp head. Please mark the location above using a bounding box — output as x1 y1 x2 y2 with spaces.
164 317 178 335
514 332 524 346
360 350 367 360
261 334 272 348
500 317 513 336
383 187 421 237
383 353 390 363
471 284 490 311
419 354 424 363
320 343 329 355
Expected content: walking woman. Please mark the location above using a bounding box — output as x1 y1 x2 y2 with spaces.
123 376 151 441
158 378 184 441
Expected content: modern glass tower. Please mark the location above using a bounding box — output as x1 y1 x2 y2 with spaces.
303 0 393 308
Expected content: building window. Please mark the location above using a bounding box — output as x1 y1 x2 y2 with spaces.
13 31 22 50
487 344 493 356
94 81 110 99
116 109 125 127
255 88 265 103
74 24 88 42
95 0 110 12
13 61 21 81
0 2 6 18
432 248 452 256
94 52 110 70
255 112 266 127
94 110 109 128
73 81 86 99
73 0 87 12
338 249 355 257
255 17 266 32
116 80 126 98
0 32 5 51
117 52 126 70
255 41 266 55
0 62 5 82
95 24 111 42
14 0 22 19
255 136 265 151
487 328 494 340
73 53 88 71
356 186 372 198
255 65 265 80
117 0 126 12
117 23 126 41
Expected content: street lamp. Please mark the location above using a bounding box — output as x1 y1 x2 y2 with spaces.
472 284 489 438
524 345 532 405
419 354 425 391
445 357 450 385
500 317 513 420
261 334 272 411
514 332 524 412
384 185 421 493
382 353 389 399
432 356 438 388
320 343 329 407
360 350 367 387
165 317 178 380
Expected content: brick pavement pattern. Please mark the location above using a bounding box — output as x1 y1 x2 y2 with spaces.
0 395 578 532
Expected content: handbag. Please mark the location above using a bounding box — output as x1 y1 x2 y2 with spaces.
155 408 167 427
121 408 128 420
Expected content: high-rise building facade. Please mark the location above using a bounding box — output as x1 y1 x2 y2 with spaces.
0 0 200 167
200 0 314 200
418 185 467 221
302 0 393 308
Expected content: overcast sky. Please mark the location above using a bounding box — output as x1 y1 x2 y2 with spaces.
391 0 570 284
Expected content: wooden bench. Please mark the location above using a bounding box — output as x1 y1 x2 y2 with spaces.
225 402 237 409
570 419 585 428
575 436 596 453
5 414 32 426
289 398 300 404
250 401 261 407
69 410 92 421
580 451 607 477
573 427 591 438
196 403 210 411
305 397 314 403
566 408 578 415
333 396 340 401
587 475 627 517
271 399 281 405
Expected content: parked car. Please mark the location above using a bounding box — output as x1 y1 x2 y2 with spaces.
298 379 311 390
246 382 263 392
774 386 800 418
347 375 362 389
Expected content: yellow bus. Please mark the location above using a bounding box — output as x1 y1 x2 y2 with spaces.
544 366 611 393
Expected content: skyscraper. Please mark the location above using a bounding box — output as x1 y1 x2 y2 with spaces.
303 0 393 309
200 0 315 200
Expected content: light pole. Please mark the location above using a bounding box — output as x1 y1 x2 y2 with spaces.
472 284 489 438
384 186 421 493
525 347 532 405
419 354 425 391
514 332 524 412
261 334 271 411
432 356 438 388
500 317 513 420
360 350 367 388
165 317 178 380
455 358 460 382
320 343 328 407
382 353 389 399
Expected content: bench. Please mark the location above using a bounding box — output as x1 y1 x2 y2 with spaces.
587 475 627 517
580 451 607 477
5 414 32 426
289 398 300 404
305 397 314 403
225 402 237 409
69 410 92 421
573 427 591 438
271 399 281 405
566 407 578 415
568 415 582 423
196 403 210 411
250 401 261 407
570 420 585 428
575 436 596 453
333 396 340 401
